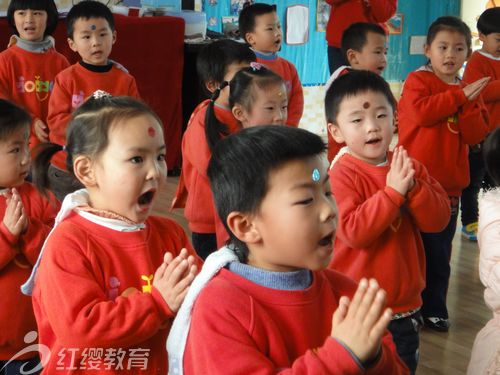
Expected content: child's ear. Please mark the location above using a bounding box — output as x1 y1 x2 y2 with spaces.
327 122 345 143
346 49 358 67
205 80 217 94
245 32 257 48
73 155 97 187
226 211 261 244
67 37 77 52
232 104 247 123
111 30 117 45
423 44 431 59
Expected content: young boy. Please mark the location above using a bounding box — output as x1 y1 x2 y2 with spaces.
460 7 500 241
168 125 409 374
325 22 388 162
172 39 255 259
47 0 139 201
0 99 59 374
326 70 450 374
239 3 303 127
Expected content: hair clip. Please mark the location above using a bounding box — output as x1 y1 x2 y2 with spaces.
92 90 112 100
250 62 264 71
62 144 67 151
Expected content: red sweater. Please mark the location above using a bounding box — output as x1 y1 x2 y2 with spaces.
325 0 397 48
256 55 304 127
463 51 500 130
184 268 408 374
175 100 240 233
0 45 69 149
47 63 140 170
329 153 450 313
397 68 489 196
0 183 59 360
32 213 199 374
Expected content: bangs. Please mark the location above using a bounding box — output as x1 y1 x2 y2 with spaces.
9 0 52 11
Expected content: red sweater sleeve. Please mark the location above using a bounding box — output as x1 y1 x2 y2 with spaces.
405 159 450 233
0 223 18 270
47 73 73 148
330 166 405 249
369 0 398 23
401 73 468 127
286 63 304 127
456 96 489 145
463 54 500 104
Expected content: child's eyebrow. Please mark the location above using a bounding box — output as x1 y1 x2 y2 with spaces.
291 175 329 190
127 145 166 153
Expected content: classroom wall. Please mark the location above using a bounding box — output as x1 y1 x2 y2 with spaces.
202 0 461 85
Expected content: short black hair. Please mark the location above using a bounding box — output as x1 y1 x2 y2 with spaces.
325 69 396 124
341 22 386 61
477 7 500 35
0 99 31 141
66 0 115 39
426 16 472 55
7 0 59 37
484 128 500 187
239 3 277 44
207 125 326 262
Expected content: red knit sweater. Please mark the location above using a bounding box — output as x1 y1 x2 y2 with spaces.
329 153 450 313
0 45 69 149
0 183 59 360
184 268 409 374
463 51 500 130
47 63 140 170
175 100 240 233
325 0 396 48
32 213 199 374
256 55 304 127
397 68 489 196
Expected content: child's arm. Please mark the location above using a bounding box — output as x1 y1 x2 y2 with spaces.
368 0 398 23
0 189 26 270
404 157 451 232
330 165 405 249
463 57 500 104
128 76 141 99
400 73 467 127
47 77 74 148
285 64 303 127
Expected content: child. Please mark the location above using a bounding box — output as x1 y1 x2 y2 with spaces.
0 0 69 150
25 94 199 374
325 22 389 162
460 7 500 242
397 16 490 332
0 99 59 374
172 39 255 260
467 127 500 375
326 70 450 374
239 3 303 127
47 0 140 201
168 125 409 374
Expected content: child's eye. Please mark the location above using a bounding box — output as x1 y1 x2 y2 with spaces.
130 156 143 164
325 191 333 198
9 147 20 154
266 106 275 111
295 198 313 205
101 33 108 37
352 118 362 124
157 154 166 162
377 114 387 119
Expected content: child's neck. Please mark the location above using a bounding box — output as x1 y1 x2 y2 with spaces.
79 60 113 73
251 48 278 60
13 35 53 53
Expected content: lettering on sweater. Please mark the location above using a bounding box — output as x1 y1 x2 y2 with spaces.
16 75 54 101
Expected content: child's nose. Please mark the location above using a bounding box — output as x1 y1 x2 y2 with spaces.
321 195 337 224
20 148 30 165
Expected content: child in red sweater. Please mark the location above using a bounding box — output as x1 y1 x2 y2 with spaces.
0 0 69 150
168 125 409 374
460 7 500 242
239 3 303 127
0 99 59 374
326 22 389 162
23 94 199 374
326 70 450 374
47 1 140 202
397 16 490 332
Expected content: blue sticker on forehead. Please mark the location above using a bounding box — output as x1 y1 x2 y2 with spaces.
91 24 96 30
312 168 321 182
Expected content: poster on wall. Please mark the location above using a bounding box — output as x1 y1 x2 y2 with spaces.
387 13 403 34
316 0 330 32
230 0 251 16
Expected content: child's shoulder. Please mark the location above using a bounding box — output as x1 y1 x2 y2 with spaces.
319 268 358 299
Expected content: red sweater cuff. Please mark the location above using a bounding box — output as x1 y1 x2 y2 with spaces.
384 187 406 206
0 221 19 245
151 287 175 319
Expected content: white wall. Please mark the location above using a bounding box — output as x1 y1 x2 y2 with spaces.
461 0 495 50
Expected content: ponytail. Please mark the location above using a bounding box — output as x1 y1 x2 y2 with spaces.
205 81 230 152
32 142 65 198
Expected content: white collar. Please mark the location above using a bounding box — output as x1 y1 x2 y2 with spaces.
478 50 500 61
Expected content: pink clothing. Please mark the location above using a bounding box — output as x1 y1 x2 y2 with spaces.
467 188 500 374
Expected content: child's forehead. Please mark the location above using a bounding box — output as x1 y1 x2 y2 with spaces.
0 125 30 144
362 32 387 48
432 29 467 44
254 11 279 25
74 16 111 30
339 90 392 110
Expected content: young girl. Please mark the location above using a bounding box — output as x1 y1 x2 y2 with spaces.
467 127 500 375
397 16 490 332
0 0 69 150
24 93 200 374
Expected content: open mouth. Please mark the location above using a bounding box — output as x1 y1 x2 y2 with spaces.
137 189 156 207
366 138 382 145
318 232 334 247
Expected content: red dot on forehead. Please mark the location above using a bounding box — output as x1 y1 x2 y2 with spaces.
363 102 370 109
148 127 156 137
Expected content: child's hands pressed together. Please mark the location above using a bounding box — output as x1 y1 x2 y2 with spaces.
152 248 198 313
34 119 49 142
386 146 415 196
463 77 490 101
2 188 28 237
331 278 392 365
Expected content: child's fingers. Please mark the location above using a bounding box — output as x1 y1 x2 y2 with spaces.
171 266 197 294
369 307 392 342
163 252 174 265
346 278 368 319
362 288 387 329
353 279 379 321
332 296 350 328
164 259 189 285
154 262 168 281
163 253 186 275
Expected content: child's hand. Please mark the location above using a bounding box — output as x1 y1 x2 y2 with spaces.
386 146 415 196
463 77 490 101
2 188 28 237
331 278 392 364
152 248 198 313
34 119 49 142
